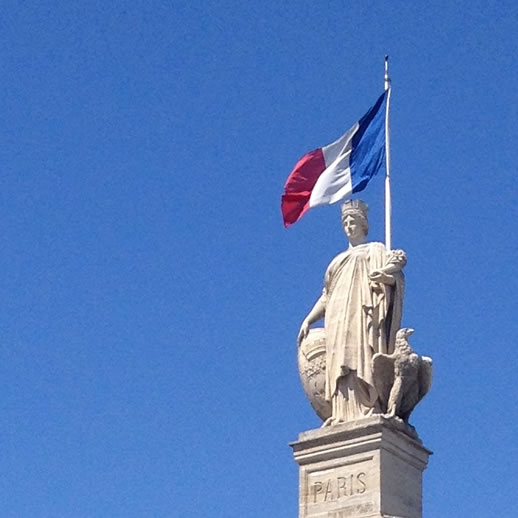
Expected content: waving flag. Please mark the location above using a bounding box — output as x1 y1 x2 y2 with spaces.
281 91 387 227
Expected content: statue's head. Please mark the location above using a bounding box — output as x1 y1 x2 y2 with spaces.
341 200 369 239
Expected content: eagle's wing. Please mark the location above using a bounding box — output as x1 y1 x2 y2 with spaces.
372 353 395 413
417 356 433 401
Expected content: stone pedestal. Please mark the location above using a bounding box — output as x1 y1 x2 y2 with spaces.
290 416 431 518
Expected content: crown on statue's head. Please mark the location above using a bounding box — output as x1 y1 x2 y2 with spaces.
340 199 369 234
340 199 369 220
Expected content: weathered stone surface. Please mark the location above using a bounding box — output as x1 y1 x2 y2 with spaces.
297 200 407 426
291 416 431 518
298 327 331 421
372 329 433 424
295 200 433 428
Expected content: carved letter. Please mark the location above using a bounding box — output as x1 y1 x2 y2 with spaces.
313 481 323 503
337 476 347 498
324 479 333 501
356 472 366 494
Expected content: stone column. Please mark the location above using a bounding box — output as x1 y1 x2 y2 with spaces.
290 416 431 518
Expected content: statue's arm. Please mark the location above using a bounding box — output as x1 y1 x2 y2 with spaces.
369 248 407 285
297 295 326 347
387 249 407 271
369 270 396 285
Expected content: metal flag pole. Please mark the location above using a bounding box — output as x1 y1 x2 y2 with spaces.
384 55 392 250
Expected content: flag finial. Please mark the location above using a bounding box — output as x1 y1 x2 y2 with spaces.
384 56 391 91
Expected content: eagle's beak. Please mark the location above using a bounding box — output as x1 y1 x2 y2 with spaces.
406 328 415 336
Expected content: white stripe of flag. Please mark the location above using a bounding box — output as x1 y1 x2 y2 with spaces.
281 91 387 227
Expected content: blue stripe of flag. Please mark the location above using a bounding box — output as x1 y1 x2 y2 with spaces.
350 91 387 194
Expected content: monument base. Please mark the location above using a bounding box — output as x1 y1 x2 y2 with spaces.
290 416 431 518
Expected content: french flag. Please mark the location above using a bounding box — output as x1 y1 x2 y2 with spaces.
281 91 387 227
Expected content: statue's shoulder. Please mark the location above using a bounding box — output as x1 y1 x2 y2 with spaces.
368 241 387 249
323 250 351 278
364 241 387 257
326 250 349 269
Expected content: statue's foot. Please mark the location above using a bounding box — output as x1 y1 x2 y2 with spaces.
322 416 348 427
322 417 335 427
384 408 397 419
383 412 401 421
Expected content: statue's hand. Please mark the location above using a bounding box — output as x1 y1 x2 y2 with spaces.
297 320 310 347
369 270 395 285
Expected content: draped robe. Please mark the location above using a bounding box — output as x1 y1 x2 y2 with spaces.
321 242 404 413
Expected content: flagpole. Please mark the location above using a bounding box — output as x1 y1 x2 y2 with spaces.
384 55 392 250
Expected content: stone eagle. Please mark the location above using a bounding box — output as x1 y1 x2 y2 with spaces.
372 328 433 424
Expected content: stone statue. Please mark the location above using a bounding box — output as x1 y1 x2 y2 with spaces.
297 200 407 426
372 328 433 424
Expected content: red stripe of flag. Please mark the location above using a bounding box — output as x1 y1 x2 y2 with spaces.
281 148 326 227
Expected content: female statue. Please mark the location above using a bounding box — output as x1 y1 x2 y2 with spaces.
297 200 406 426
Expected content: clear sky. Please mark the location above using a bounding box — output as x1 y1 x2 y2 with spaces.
0 1 517 517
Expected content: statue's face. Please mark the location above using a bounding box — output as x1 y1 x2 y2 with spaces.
343 214 365 241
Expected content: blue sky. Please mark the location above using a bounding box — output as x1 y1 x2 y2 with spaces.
0 1 517 517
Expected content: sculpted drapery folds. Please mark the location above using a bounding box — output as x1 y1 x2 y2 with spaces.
298 200 406 426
